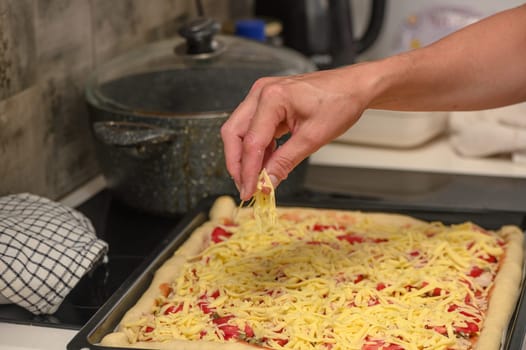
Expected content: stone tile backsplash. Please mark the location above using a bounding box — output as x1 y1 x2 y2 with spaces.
0 0 196 200
0 0 36 101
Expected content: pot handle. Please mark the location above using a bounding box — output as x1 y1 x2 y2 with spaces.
93 121 176 147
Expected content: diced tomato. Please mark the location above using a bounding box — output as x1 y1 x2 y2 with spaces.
197 296 215 314
481 254 498 263
244 324 255 338
199 330 207 339
426 324 447 335
448 304 459 312
211 227 233 243
469 266 484 277
460 310 475 318
312 224 325 231
455 321 479 336
460 310 480 322
373 238 389 243
459 278 474 291
274 338 289 347
198 302 213 314
159 283 172 297
404 284 416 292
145 326 154 333
368 298 380 306
337 234 365 244
354 274 365 283
409 250 420 257
433 326 447 335
466 241 475 250
219 324 240 340
164 303 183 315
210 290 220 299
431 288 442 297
376 283 386 291
213 315 235 325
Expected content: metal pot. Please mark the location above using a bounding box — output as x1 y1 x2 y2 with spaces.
86 18 316 215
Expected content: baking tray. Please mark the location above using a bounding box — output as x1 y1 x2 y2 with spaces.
67 196 526 350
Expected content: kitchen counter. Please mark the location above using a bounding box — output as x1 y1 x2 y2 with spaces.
0 324 75 350
310 136 526 178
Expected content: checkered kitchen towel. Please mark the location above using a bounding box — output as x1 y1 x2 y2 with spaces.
0 193 108 314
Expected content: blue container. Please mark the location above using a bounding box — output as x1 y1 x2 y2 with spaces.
235 19 266 42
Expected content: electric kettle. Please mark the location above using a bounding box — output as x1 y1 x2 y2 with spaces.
255 0 386 69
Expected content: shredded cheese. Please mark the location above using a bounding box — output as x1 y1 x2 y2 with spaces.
124 182 509 350
242 168 277 230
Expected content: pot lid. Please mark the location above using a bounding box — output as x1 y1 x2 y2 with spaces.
86 17 316 117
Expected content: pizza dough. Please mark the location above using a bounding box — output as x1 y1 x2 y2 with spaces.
100 196 524 350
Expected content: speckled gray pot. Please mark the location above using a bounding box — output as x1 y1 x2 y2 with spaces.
88 108 233 214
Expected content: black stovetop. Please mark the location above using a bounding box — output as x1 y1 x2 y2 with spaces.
0 190 184 329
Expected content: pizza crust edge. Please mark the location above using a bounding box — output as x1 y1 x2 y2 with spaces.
474 225 524 350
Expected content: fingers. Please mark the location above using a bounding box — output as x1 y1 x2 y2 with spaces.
239 84 290 200
238 129 274 200
222 77 281 195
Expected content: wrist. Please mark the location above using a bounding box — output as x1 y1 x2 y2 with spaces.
336 61 388 111
366 53 416 110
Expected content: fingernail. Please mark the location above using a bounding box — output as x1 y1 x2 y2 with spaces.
240 186 247 200
268 174 279 189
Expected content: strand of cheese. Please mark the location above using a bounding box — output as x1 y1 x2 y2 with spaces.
252 169 277 229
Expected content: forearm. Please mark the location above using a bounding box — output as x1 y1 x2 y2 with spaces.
366 4 526 111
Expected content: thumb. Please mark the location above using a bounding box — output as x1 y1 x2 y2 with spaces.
265 134 316 187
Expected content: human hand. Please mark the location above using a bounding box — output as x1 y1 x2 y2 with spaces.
221 66 372 200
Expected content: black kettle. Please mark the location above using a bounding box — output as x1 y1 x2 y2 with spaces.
255 0 386 69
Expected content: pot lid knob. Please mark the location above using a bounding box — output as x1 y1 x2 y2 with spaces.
178 17 220 55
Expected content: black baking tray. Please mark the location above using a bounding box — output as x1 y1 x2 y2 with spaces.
67 195 526 350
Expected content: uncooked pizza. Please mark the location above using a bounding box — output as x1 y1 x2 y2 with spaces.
101 173 524 350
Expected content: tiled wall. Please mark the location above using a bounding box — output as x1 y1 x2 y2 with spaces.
0 0 194 200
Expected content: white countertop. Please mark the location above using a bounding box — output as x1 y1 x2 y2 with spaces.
310 136 526 178
0 323 76 350
2 135 526 349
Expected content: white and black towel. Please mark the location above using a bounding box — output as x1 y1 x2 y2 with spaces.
0 193 108 315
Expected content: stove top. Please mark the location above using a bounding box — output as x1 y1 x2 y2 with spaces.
0 190 184 329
